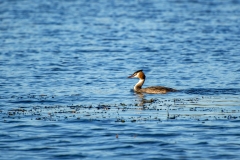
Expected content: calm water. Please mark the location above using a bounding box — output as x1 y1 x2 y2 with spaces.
1 0 240 159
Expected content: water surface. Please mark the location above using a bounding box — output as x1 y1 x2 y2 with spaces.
1 0 240 159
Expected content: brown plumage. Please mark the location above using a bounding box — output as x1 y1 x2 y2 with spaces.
128 70 176 94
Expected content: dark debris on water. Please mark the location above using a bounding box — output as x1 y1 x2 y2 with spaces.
1 95 240 122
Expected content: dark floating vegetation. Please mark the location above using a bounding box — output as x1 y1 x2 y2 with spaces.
183 88 240 95
1 94 240 122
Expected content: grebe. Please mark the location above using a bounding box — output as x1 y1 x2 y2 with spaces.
128 70 176 94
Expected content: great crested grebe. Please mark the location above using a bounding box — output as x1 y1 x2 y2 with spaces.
128 70 176 94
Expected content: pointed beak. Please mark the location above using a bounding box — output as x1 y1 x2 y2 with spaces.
128 75 134 78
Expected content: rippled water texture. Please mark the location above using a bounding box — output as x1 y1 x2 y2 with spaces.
1 0 240 159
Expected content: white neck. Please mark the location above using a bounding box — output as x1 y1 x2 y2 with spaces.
134 79 145 91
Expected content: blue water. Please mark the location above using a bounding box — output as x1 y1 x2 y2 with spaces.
1 0 240 159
